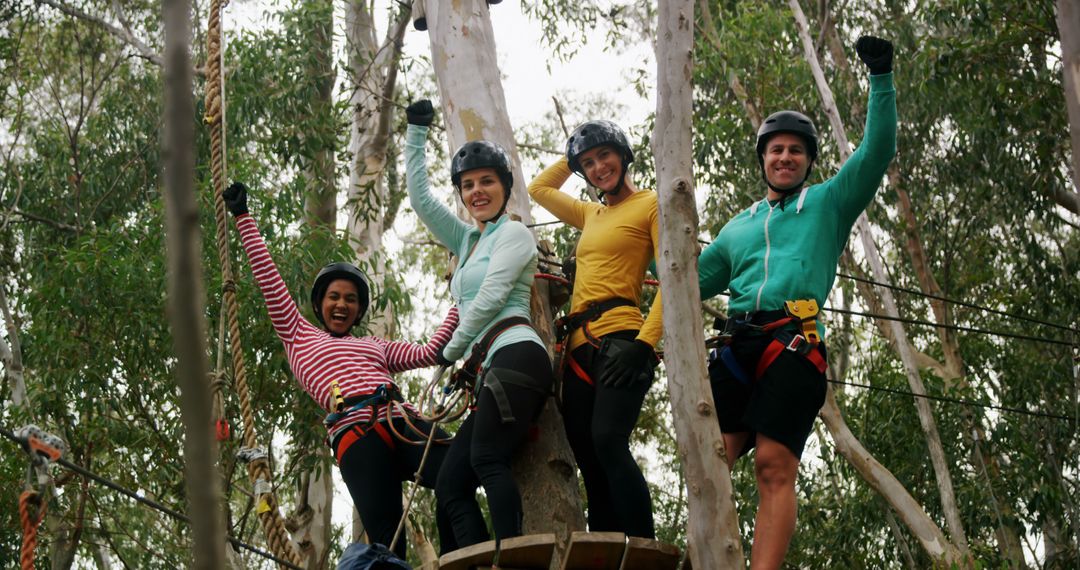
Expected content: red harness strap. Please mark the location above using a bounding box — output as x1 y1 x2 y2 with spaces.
566 354 593 386
755 333 827 381
335 420 396 464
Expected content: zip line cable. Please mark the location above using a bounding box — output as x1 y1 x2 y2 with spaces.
533 259 1075 348
533 229 1079 335
820 305 1075 347
827 379 1075 423
836 272 1080 335
0 426 303 570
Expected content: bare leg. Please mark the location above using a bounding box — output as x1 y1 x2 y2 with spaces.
749 434 799 570
722 432 751 468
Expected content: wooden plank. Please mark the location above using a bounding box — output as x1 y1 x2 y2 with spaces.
560 532 626 570
437 534 557 570
618 537 680 570
494 534 557 569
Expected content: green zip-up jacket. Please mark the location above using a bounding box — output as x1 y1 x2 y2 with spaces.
405 124 543 366
698 73 896 332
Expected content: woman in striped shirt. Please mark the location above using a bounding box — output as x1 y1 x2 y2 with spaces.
223 182 459 559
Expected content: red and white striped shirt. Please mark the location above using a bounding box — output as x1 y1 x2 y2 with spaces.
236 214 458 440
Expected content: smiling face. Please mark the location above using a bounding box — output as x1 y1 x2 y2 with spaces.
577 145 624 195
762 133 811 192
320 279 361 335
458 167 507 223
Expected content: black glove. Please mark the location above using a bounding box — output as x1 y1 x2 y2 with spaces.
223 182 249 217
435 351 454 368
599 339 656 388
406 99 435 127
855 36 893 76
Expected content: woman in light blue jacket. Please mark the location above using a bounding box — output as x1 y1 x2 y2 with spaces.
403 99 553 550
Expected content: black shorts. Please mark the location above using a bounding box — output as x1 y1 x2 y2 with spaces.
707 333 827 459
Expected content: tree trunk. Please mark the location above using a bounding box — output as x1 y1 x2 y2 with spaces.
163 0 225 566
818 387 963 565
788 1 972 563
0 284 27 407
290 4 338 563
890 165 1027 566
287 449 334 570
303 0 337 228
344 0 410 343
1055 0 1080 213
654 2 745 568
423 0 585 561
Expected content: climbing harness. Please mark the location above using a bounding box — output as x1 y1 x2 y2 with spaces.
714 299 827 384
448 316 534 422
553 298 638 387
15 425 65 570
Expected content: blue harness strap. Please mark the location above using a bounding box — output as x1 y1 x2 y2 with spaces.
323 384 394 428
719 345 752 385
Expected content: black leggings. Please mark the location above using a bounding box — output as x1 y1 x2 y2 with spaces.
561 330 655 538
336 416 457 560
435 341 552 549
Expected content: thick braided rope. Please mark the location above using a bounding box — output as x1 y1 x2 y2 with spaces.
203 0 302 566
19 490 44 570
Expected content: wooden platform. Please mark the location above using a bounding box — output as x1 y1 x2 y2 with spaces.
438 533 556 570
437 532 681 570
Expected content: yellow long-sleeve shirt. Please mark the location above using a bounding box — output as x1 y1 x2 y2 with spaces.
528 157 663 350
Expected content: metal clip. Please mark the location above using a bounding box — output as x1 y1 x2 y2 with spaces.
236 446 268 464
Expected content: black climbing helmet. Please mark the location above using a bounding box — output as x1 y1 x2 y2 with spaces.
310 262 370 330
450 140 514 221
565 119 635 178
756 110 819 193
450 140 514 193
756 110 819 162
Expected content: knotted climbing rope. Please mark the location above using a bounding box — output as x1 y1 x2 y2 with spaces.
15 425 64 570
18 489 44 570
203 0 302 566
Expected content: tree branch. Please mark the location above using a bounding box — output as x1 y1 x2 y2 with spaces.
11 208 80 232
37 0 163 67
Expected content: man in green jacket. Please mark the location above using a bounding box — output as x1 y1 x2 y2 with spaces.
698 35 896 568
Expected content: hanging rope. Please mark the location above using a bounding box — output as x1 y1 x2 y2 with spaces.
203 0 302 566
18 490 44 570
0 425 302 569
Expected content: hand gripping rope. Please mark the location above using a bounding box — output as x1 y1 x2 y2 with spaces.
15 425 65 570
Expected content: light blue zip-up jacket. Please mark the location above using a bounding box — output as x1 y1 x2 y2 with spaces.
404 124 543 367
698 73 897 335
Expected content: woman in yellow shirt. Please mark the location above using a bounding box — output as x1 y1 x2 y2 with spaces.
528 120 662 539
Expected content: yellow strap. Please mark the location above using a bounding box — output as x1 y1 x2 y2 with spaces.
784 299 821 344
331 380 344 412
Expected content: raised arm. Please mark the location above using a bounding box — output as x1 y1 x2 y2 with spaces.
224 183 307 343
828 37 898 228
383 306 460 373
527 157 597 230
442 222 538 362
404 101 472 256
